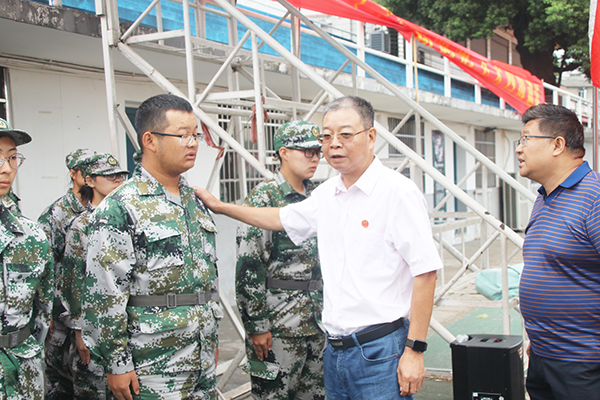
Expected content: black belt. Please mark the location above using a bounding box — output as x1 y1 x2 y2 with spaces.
0 326 31 348
327 317 405 350
266 277 323 291
128 290 219 309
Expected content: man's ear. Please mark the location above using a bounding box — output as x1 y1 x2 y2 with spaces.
142 131 158 153
553 136 568 156
367 127 377 149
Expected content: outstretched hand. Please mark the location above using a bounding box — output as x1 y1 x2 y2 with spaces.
192 186 222 213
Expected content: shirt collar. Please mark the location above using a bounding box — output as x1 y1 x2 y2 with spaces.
274 171 310 197
0 203 24 236
135 166 189 197
538 160 590 197
334 156 381 196
65 188 87 213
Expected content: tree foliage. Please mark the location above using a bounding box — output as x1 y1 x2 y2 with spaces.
378 0 590 86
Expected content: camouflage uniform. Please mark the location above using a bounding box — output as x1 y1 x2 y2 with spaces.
82 166 222 400
62 209 109 400
237 121 325 400
37 148 95 400
0 203 54 400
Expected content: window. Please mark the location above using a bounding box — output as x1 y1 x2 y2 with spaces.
475 129 496 188
219 106 284 203
388 116 424 179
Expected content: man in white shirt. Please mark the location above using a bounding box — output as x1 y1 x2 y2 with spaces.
196 96 441 399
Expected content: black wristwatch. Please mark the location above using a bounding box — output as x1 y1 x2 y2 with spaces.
405 338 428 353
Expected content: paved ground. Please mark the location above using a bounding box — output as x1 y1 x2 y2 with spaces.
216 231 526 399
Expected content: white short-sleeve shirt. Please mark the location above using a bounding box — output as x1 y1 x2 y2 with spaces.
280 157 442 336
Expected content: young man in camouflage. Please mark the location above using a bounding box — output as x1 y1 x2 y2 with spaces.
0 119 54 400
38 147 96 399
82 94 222 400
236 121 325 399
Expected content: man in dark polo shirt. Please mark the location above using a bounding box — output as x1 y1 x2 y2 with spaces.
516 103 600 399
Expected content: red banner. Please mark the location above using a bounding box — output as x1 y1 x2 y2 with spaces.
590 0 600 87
276 0 545 113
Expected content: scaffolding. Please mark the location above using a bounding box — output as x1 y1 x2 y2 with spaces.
96 0 535 396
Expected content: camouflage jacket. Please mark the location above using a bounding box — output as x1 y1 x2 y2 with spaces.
37 189 88 266
60 208 94 330
82 166 221 376
0 203 54 356
38 189 88 321
236 172 322 338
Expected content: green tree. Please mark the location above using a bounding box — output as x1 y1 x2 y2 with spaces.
378 0 590 86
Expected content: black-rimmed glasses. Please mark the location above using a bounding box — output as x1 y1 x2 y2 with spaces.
0 153 26 170
316 127 371 144
290 148 322 159
102 173 128 182
150 132 203 146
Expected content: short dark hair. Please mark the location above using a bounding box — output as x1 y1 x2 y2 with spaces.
522 103 585 156
134 94 193 150
323 96 374 129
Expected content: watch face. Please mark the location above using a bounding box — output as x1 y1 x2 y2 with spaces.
407 339 428 352
413 340 427 352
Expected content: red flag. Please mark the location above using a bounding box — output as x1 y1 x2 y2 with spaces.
250 96 269 144
591 0 600 87
201 122 225 159
273 0 544 113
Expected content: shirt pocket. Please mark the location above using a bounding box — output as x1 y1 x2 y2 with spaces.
4 262 43 315
142 221 185 272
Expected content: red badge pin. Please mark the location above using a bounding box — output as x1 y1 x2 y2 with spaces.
361 220 369 228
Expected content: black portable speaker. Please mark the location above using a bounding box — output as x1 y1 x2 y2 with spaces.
451 334 525 400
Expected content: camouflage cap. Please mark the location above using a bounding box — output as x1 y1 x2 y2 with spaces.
65 149 97 170
81 153 129 178
273 121 321 153
0 118 32 146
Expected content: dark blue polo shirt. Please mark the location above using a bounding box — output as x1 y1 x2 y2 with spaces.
520 161 600 362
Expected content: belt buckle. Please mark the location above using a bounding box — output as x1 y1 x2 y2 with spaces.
196 291 207 305
9 331 18 347
328 336 344 349
307 280 318 291
166 293 177 309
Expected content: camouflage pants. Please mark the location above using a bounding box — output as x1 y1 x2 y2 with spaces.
68 330 110 400
246 334 326 400
0 348 45 400
45 319 73 400
129 369 217 400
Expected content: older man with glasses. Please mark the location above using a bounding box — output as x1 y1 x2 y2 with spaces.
82 94 222 400
236 121 325 399
0 118 54 400
196 96 442 400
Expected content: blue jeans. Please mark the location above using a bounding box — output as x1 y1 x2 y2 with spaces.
323 322 413 400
